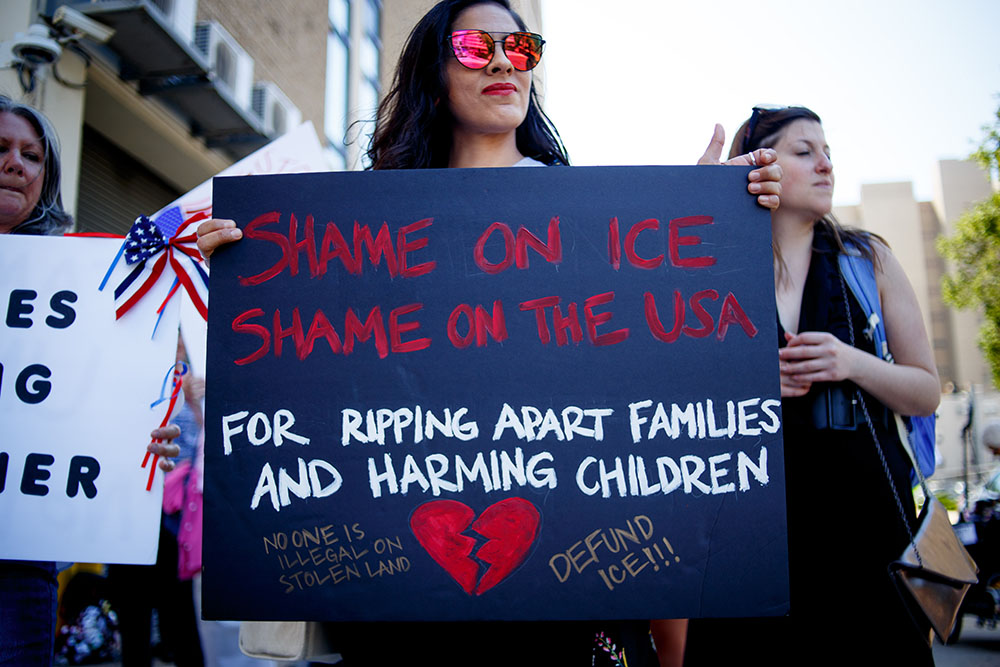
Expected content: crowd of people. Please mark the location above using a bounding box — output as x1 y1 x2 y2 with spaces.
2 0 940 665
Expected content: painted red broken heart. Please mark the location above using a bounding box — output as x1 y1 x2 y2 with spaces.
410 497 540 595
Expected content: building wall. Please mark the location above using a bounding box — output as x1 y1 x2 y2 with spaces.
860 181 933 337
197 0 327 133
380 0 431 88
934 159 994 226
834 160 996 392
82 59 229 196
919 200 955 385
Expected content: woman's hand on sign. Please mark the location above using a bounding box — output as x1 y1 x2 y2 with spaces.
698 124 782 210
196 218 242 264
149 423 181 472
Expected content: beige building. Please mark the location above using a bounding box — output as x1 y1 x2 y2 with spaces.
833 160 995 392
834 160 999 485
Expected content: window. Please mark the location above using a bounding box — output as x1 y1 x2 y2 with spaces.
325 0 351 165
329 0 349 34
324 0 382 170
355 0 381 167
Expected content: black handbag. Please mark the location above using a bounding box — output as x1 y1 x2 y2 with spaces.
838 268 977 643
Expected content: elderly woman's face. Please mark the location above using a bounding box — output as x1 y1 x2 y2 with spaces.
444 3 531 140
0 112 45 234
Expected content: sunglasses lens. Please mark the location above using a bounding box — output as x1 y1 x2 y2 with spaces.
504 32 543 71
451 30 493 69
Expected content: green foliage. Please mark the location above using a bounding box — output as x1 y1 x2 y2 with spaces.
935 490 960 513
939 100 1000 388
971 104 1000 179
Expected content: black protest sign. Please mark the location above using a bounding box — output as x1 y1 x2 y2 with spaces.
203 166 788 622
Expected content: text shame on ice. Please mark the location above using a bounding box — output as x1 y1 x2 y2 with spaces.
221 397 778 511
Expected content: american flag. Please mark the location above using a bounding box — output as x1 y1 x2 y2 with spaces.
123 215 168 264
103 207 209 328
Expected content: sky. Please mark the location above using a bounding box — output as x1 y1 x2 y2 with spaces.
539 0 1000 206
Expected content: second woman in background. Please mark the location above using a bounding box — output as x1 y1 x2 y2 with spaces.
684 106 939 666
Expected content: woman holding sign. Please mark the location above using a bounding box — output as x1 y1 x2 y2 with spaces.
0 94 181 666
684 106 939 665
196 2 780 665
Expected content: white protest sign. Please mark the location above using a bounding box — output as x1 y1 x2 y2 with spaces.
0 235 180 564
166 121 329 378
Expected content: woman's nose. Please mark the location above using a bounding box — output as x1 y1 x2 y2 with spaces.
488 41 514 73
2 151 25 175
817 154 832 172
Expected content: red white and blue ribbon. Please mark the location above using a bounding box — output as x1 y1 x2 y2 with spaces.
99 207 210 334
142 361 187 491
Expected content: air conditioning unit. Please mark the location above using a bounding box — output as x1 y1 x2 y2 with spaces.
194 21 254 109
252 81 302 136
147 0 198 44
83 0 198 43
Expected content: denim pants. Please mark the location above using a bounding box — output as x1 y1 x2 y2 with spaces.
0 560 58 666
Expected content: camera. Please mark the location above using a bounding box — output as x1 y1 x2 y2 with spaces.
11 24 62 66
52 6 116 44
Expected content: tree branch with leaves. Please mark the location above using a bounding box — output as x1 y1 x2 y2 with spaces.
938 100 1000 388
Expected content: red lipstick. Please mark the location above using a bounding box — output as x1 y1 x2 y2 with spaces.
482 83 516 95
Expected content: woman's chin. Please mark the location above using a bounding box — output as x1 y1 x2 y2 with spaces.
0 203 31 233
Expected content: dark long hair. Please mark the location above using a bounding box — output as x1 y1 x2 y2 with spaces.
1 95 72 236
730 105 883 268
367 0 568 170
